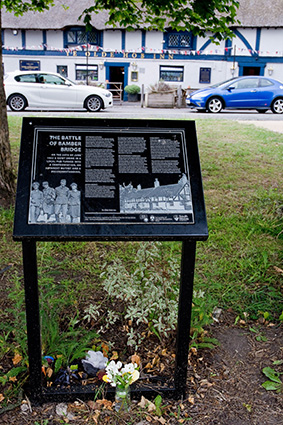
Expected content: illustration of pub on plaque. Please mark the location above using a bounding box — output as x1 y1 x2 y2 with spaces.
119 174 193 215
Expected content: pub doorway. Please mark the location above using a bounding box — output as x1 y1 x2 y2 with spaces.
105 62 130 101
242 66 261 76
108 66 124 101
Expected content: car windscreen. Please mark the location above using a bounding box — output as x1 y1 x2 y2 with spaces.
210 78 237 89
63 76 76 85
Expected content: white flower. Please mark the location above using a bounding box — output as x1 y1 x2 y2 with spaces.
103 360 139 387
121 363 136 374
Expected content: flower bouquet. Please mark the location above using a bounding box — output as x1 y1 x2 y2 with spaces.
103 360 139 411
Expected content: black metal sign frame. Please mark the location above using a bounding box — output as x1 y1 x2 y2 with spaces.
14 118 208 403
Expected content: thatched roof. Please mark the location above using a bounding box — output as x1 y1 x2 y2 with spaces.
234 0 283 27
2 0 111 30
2 0 283 30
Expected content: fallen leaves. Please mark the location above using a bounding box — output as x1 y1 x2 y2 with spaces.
96 399 113 410
110 351 119 360
101 342 109 357
12 353 22 365
131 353 141 366
138 395 156 412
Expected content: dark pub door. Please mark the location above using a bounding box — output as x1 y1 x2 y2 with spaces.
109 66 124 101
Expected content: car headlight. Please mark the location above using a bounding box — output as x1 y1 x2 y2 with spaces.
105 92 112 98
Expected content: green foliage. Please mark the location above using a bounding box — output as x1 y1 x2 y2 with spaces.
87 242 214 349
1 273 28 361
124 84 140 94
81 0 240 41
41 307 99 367
2 0 54 15
88 242 181 348
262 366 283 393
154 395 163 416
0 366 27 386
249 327 267 342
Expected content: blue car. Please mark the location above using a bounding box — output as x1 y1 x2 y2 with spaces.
186 76 283 114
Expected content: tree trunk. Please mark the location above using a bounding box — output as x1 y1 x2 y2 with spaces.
0 7 16 197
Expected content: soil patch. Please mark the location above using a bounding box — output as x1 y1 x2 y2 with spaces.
1 315 282 425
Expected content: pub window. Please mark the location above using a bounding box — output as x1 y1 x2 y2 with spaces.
64 27 100 48
160 66 184 82
57 65 68 77
164 30 194 50
75 64 98 82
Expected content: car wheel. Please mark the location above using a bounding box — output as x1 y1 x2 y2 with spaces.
271 98 283 114
85 95 103 112
256 109 268 114
8 94 27 111
207 97 223 113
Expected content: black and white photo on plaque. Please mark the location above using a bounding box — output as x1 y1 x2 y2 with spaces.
29 179 81 224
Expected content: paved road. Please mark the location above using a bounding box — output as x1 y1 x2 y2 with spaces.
7 104 283 133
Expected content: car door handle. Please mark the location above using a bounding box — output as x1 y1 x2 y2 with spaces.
250 89 257 92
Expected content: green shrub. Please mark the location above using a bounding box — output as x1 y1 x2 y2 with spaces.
124 84 140 94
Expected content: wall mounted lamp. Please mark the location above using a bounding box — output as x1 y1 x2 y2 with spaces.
13 30 18 36
99 61 104 70
267 66 274 76
131 62 138 71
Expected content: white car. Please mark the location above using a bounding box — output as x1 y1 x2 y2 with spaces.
4 71 113 112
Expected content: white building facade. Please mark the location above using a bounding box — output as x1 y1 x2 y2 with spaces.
2 0 283 100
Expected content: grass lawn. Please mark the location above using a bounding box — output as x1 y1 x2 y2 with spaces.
0 117 282 407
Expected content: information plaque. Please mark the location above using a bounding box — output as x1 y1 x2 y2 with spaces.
14 118 207 241
13 118 208 402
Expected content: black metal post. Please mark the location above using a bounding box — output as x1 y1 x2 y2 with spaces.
22 240 42 402
174 240 196 399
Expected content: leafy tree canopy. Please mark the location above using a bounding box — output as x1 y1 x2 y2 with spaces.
1 0 54 15
81 0 240 41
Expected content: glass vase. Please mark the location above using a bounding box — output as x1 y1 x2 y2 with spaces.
115 385 131 412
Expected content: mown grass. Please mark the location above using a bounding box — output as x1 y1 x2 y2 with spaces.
194 121 282 318
0 117 282 400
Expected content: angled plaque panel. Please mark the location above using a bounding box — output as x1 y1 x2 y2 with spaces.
13 118 207 241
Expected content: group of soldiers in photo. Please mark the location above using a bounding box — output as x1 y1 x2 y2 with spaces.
29 179 81 223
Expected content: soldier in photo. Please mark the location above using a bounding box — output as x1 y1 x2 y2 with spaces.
42 181 56 221
68 182 81 223
54 179 69 223
29 181 43 223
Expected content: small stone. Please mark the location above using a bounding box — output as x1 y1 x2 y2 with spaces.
55 403 75 420
20 403 30 414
